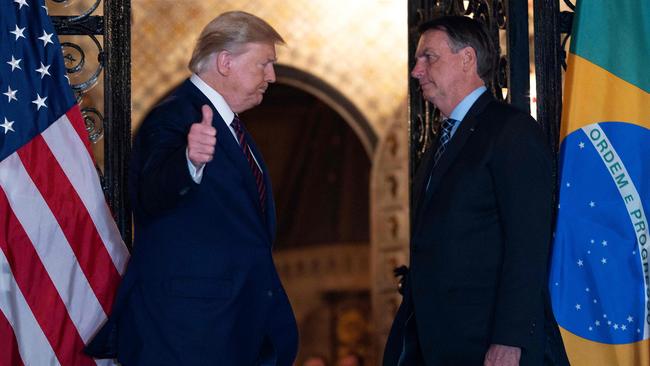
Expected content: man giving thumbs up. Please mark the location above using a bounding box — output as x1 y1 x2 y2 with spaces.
86 11 298 366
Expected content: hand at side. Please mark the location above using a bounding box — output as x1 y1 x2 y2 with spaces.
484 344 521 366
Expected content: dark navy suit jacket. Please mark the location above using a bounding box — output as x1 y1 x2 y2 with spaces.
383 93 568 366
86 79 298 366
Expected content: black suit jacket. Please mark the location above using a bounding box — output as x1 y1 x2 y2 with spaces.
384 93 568 366
86 79 298 366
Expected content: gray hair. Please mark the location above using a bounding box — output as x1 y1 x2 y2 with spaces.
189 11 285 74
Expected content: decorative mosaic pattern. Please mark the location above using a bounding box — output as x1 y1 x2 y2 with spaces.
131 0 408 139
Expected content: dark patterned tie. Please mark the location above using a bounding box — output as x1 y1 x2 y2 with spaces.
231 116 266 213
433 118 458 166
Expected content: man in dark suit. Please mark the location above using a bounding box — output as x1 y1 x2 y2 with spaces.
383 16 568 366
86 11 298 366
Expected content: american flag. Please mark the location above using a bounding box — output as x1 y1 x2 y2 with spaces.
0 1 129 365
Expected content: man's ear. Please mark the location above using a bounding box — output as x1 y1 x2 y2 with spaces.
216 50 232 76
461 47 477 72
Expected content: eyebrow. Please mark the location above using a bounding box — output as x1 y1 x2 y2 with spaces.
416 48 436 57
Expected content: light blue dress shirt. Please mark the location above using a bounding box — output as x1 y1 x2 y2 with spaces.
447 85 487 137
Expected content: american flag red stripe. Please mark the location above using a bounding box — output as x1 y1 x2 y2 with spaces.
17 128 121 314
0 110 127 365
0 310 25 366
41 110 129 274
0 188 93 366
0 248 61 365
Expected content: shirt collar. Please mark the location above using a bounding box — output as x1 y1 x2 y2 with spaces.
449 85 487 122
189 73 235 126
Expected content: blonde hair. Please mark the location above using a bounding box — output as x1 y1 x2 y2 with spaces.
188 11 285 74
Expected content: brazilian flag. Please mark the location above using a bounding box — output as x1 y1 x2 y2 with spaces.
549 1 650 365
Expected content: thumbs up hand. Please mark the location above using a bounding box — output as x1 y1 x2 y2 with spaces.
187 105 217 168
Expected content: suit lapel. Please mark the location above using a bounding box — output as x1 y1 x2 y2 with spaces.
184 81 268 227
414 93 493 231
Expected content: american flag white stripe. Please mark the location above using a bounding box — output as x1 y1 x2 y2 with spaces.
0 249 61 366
42 110 129 273
0 153 107 343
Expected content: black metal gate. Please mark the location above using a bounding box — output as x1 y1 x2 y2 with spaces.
52 0 131 246
407 0 574 177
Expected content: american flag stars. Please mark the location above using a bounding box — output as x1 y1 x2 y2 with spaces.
35 62 51 78
4 86 18 103
3 0 60 144
37 30 53 47
32 94 47 110
1 118 15 134
10 25 26 40
14 0 29 9
7 55 22 71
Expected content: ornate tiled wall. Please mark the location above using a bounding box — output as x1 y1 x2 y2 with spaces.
131 0 408 139
130 2 411 361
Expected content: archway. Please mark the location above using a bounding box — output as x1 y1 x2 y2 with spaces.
240 66 376 365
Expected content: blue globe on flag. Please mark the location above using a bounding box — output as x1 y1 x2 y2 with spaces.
551 121 650 345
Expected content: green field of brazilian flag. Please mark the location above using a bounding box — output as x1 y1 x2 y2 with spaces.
549 1 650 365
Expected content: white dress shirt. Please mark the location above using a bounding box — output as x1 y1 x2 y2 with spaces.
186 74 261 183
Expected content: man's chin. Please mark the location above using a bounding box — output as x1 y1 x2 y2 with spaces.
422 91 437 104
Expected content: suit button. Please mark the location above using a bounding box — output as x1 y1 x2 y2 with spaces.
267 290 273 297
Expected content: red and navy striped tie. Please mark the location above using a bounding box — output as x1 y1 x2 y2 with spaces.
231 116 266 213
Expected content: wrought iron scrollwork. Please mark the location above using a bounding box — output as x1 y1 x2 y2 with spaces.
49 0 102 23
51 0 132 246
495 55 508 101
82 107 104 143
61 37 103 94
562 0 576 11
49 0 105 142
559 5 575 71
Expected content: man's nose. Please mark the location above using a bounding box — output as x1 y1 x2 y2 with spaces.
266 65 276 83
411 61 423 79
